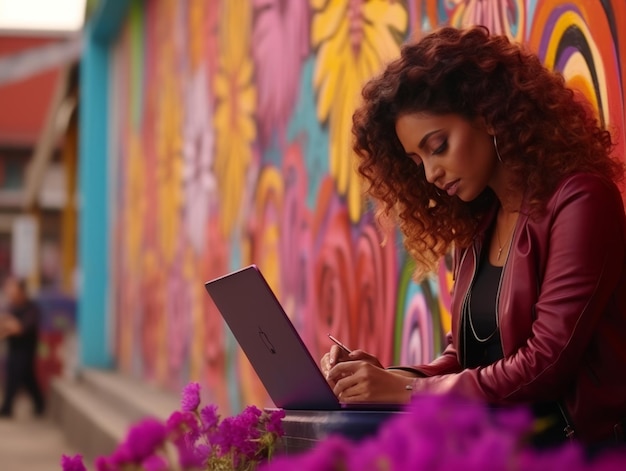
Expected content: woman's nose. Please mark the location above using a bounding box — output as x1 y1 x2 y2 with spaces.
423 160 444 186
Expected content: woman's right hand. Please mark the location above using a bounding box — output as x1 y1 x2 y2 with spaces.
320 346 384 379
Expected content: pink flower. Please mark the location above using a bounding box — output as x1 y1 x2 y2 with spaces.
265 409 286 436
61 395 288 471
175 439 205 469
200 404 220 435
589 450 626 471
166 410 204 468
60 454 87 471
140 455 168 471
181 382 201 412
261 435 352 471
240 405 263 428
213 407 263 460
108 442 132 466
93 456 116 471
123 418 167 462
166 410 200 444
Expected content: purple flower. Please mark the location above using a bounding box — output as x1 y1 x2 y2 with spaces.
519 443 586 471
108 442 133 466
166 410 200 443
492 405 533 436
200 404 220 434
240 405 263 427
175 438 206 468
345 438 387 471
181 382 201 412
213 416 245 456
265 409 286 436
214 411 261 460
261 435 351 471
141 454 169 471
94 456 117 471
60 454 87 471
589 449 626 471
195 443 213 463
73 392 626 471
123 418 167 462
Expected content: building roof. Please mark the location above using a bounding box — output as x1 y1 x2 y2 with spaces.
0 35 80 147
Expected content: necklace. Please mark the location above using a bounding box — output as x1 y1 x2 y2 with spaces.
495 211 517 261
467 289 500 343
467 210 516 343
467 246 507 343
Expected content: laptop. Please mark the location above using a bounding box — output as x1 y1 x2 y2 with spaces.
205 265 403 411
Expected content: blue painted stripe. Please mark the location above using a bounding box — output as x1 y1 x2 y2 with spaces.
77 0 130 367
78 24 111 368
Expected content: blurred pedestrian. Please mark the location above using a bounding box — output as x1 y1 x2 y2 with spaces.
0 276 45 417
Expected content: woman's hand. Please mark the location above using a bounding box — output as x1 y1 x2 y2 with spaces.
327 360 415 404
320 346 384 378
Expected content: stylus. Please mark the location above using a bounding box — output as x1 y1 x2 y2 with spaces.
327 334 352 354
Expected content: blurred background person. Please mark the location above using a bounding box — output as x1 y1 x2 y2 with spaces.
0 276 45 418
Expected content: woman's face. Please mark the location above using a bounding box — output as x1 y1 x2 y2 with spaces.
394 112 498 202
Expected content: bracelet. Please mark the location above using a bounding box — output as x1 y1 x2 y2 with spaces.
405 378 418 391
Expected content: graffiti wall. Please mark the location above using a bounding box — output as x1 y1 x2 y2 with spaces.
108 0 626 413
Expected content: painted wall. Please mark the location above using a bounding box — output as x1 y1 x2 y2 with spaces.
107 0 626 413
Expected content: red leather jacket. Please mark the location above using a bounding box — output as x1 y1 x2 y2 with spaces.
409 173 626 444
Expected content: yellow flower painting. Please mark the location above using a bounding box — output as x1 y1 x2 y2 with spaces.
214 0 257 237
156 69 184 265
311 0 407 221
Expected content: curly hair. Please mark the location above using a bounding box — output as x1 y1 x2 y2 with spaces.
353 26 624 279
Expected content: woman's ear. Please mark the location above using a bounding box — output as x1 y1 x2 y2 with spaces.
475 116 494 136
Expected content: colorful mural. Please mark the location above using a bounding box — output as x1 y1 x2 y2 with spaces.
108 0 626 413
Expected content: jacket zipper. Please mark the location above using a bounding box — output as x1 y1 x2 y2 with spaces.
558 402 576 440
459 244 478 368
495 222 517 356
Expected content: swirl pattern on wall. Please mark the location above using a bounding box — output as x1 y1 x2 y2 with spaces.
529 0 625 160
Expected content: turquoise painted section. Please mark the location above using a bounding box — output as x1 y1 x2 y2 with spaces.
78 25 112 368
92 0 131 43
77 0 130 367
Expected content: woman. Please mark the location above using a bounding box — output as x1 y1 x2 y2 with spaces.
321 26 626 446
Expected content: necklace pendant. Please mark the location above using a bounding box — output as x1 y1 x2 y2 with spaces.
497 247 503 260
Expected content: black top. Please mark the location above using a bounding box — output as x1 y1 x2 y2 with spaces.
465 258 503 369
7 300 40 354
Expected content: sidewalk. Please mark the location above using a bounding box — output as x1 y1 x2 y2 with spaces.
0 396 77 471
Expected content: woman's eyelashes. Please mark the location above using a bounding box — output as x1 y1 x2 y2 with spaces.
430 138 448 155
405 138 446 166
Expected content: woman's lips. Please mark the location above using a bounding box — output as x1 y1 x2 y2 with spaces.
445 179 460 196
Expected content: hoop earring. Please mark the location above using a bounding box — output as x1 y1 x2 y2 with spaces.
493 135 503 163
